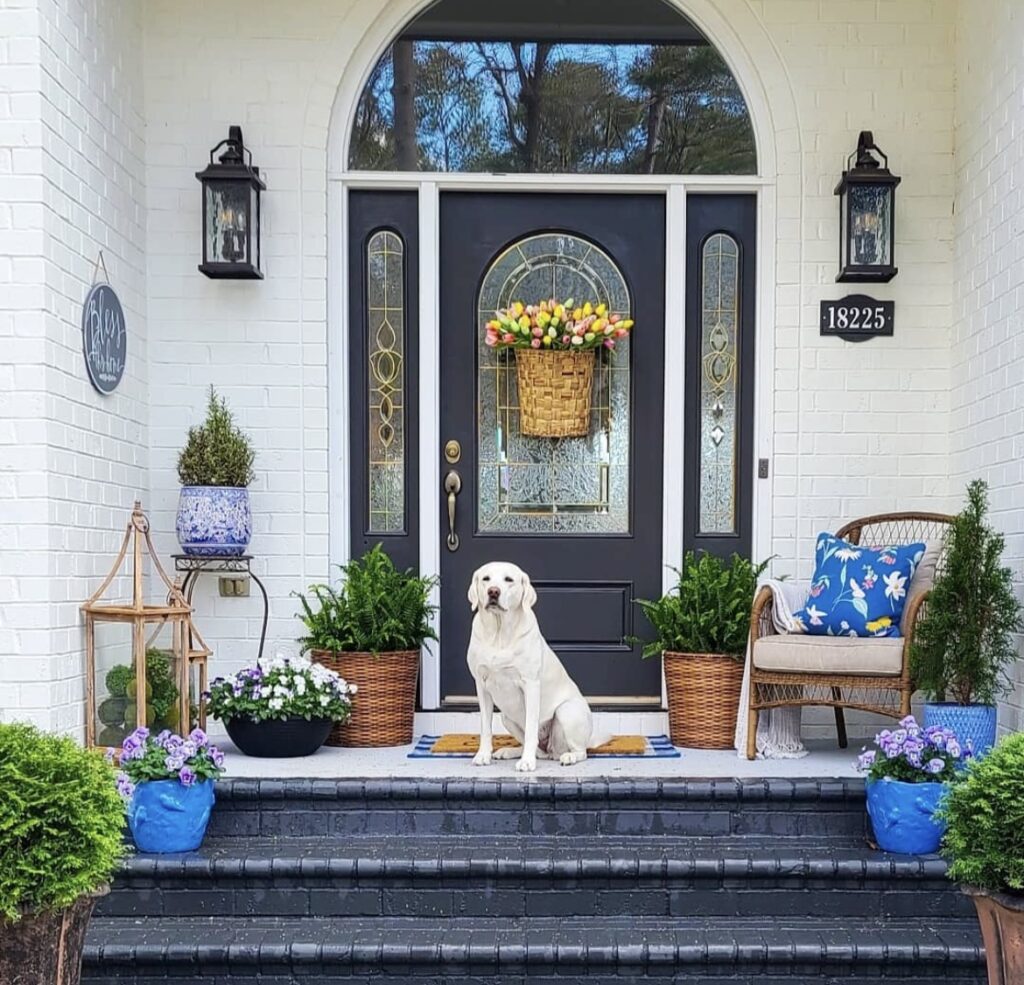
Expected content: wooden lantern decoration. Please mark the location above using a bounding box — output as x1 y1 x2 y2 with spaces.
81 501 211 748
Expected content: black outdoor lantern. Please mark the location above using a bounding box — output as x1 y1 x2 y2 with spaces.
196 126 266 279
834 131 900 283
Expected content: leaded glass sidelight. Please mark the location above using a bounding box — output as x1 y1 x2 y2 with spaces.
477 233 631 534
699 233 740 535
366 230 405 533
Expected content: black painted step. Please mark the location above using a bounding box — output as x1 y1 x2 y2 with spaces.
209 777 869 838
83 915 985 983
99 834 972 921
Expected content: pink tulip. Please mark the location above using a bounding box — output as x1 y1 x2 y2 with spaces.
615 327 628 338
609 314 620 324
531 338 542 348
532 326 544 337
503 333 516 343
485 335 498 347
604 338 616 349
561 335 571 345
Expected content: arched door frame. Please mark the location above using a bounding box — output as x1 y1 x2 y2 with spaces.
324 0 798 708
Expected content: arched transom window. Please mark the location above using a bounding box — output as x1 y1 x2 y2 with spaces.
349 0 756 175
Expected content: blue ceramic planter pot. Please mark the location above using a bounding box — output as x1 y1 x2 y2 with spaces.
865 778 946 855
923 702 997 758
127 778 215 853
176 485 251 557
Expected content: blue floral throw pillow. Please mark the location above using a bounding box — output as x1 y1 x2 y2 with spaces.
793 533 926 638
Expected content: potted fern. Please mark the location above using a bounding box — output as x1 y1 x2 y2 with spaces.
175 386 256 556
939 732 1024 983
0 723 124 985
634 552 769 749
296 545 438 747
910 479 1022 756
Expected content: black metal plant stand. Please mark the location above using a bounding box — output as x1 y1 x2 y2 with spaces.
173 555 270 661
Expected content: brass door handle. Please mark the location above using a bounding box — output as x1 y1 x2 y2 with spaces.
444 470 462 551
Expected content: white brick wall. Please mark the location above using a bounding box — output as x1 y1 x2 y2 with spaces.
950 1 1024 734
10 0 1017 742
0 0 146 732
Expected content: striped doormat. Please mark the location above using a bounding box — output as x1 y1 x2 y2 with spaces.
408 733 680 758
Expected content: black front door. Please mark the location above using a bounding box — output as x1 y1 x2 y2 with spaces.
439 192 666 704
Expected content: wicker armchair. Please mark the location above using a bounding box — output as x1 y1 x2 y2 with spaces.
745 512 954 760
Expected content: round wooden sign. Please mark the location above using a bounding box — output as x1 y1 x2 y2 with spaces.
82 283 126 394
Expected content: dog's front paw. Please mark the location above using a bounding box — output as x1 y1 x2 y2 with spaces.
472 748 493 766
559 751 585 766
492 745 522 760
515 753 537 772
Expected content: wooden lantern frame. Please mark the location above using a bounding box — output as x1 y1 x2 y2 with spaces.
81 501 211 747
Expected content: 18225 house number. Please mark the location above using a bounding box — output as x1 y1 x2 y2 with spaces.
820 295 894 342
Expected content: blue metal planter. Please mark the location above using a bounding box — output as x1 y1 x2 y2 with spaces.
127 779 215 853
175 485 251 557
865 778 945 854
923 702 997 758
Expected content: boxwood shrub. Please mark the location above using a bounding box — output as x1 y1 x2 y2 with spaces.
0 723 125 921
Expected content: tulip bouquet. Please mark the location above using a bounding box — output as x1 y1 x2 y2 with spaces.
485 298 634 353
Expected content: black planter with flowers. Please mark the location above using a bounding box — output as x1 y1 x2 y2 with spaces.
206 653 357 759
224 716 332 758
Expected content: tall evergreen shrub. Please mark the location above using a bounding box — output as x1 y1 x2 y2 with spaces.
910 479 1022 705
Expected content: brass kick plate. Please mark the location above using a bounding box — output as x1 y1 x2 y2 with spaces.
444 439 461 464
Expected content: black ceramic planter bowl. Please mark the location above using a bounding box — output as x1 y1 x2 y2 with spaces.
225 716 332 758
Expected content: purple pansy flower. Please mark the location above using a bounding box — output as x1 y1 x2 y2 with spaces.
179 766 196 787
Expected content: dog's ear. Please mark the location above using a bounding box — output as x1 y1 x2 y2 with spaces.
521 571 537 610
467 569 481 612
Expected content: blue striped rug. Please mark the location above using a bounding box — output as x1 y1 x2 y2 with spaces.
408 734 680 759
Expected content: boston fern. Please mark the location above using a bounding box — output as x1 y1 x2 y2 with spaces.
177 386 255 487
910 479 1022 705
634 552 770 661
296 545 438 654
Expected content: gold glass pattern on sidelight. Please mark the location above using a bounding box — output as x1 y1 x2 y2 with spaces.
699 232 739 535
366 229 405 533
477 233 631 534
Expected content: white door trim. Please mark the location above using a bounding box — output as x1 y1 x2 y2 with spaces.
329 172 775 709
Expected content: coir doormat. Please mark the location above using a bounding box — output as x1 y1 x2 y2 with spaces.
408 733 680 758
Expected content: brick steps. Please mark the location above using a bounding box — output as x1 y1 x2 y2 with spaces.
84 777 985 984
83 915 984 983
98 834 971 921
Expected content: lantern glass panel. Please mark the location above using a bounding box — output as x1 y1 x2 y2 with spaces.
92 622 135 749
848 183 892 268
205 179 251 266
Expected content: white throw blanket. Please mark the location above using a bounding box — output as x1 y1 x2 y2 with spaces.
734 579 808 759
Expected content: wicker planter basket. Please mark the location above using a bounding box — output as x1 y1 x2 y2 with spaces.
663 650 744 749
515 348 595 438
311 648 419 747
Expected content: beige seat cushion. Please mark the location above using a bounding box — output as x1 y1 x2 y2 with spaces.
753 633 904 676
900 539 941 634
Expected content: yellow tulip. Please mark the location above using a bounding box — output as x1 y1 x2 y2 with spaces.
572 307 583 322
595 303 607 316
583 302 593 316
542 335 552 347
513 301 524 316
620 319 634 330
554 304 565 319
518 315 531 331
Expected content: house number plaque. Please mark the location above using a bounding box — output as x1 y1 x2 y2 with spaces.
820 294 894 343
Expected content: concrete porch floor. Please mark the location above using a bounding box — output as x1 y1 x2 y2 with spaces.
217 738 860 779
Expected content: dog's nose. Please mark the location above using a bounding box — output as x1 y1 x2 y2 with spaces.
487 586 501 600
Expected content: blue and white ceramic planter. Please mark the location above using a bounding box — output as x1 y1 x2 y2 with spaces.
865 778 946 855
923 702 997 759
127 778 215 853
176 485 251 557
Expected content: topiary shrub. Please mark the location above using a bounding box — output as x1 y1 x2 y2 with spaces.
939 731 1024 894
0 723 125 920
176 386 255 488
633 552 771 660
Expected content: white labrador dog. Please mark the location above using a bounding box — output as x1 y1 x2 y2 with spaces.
466 561 594 772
